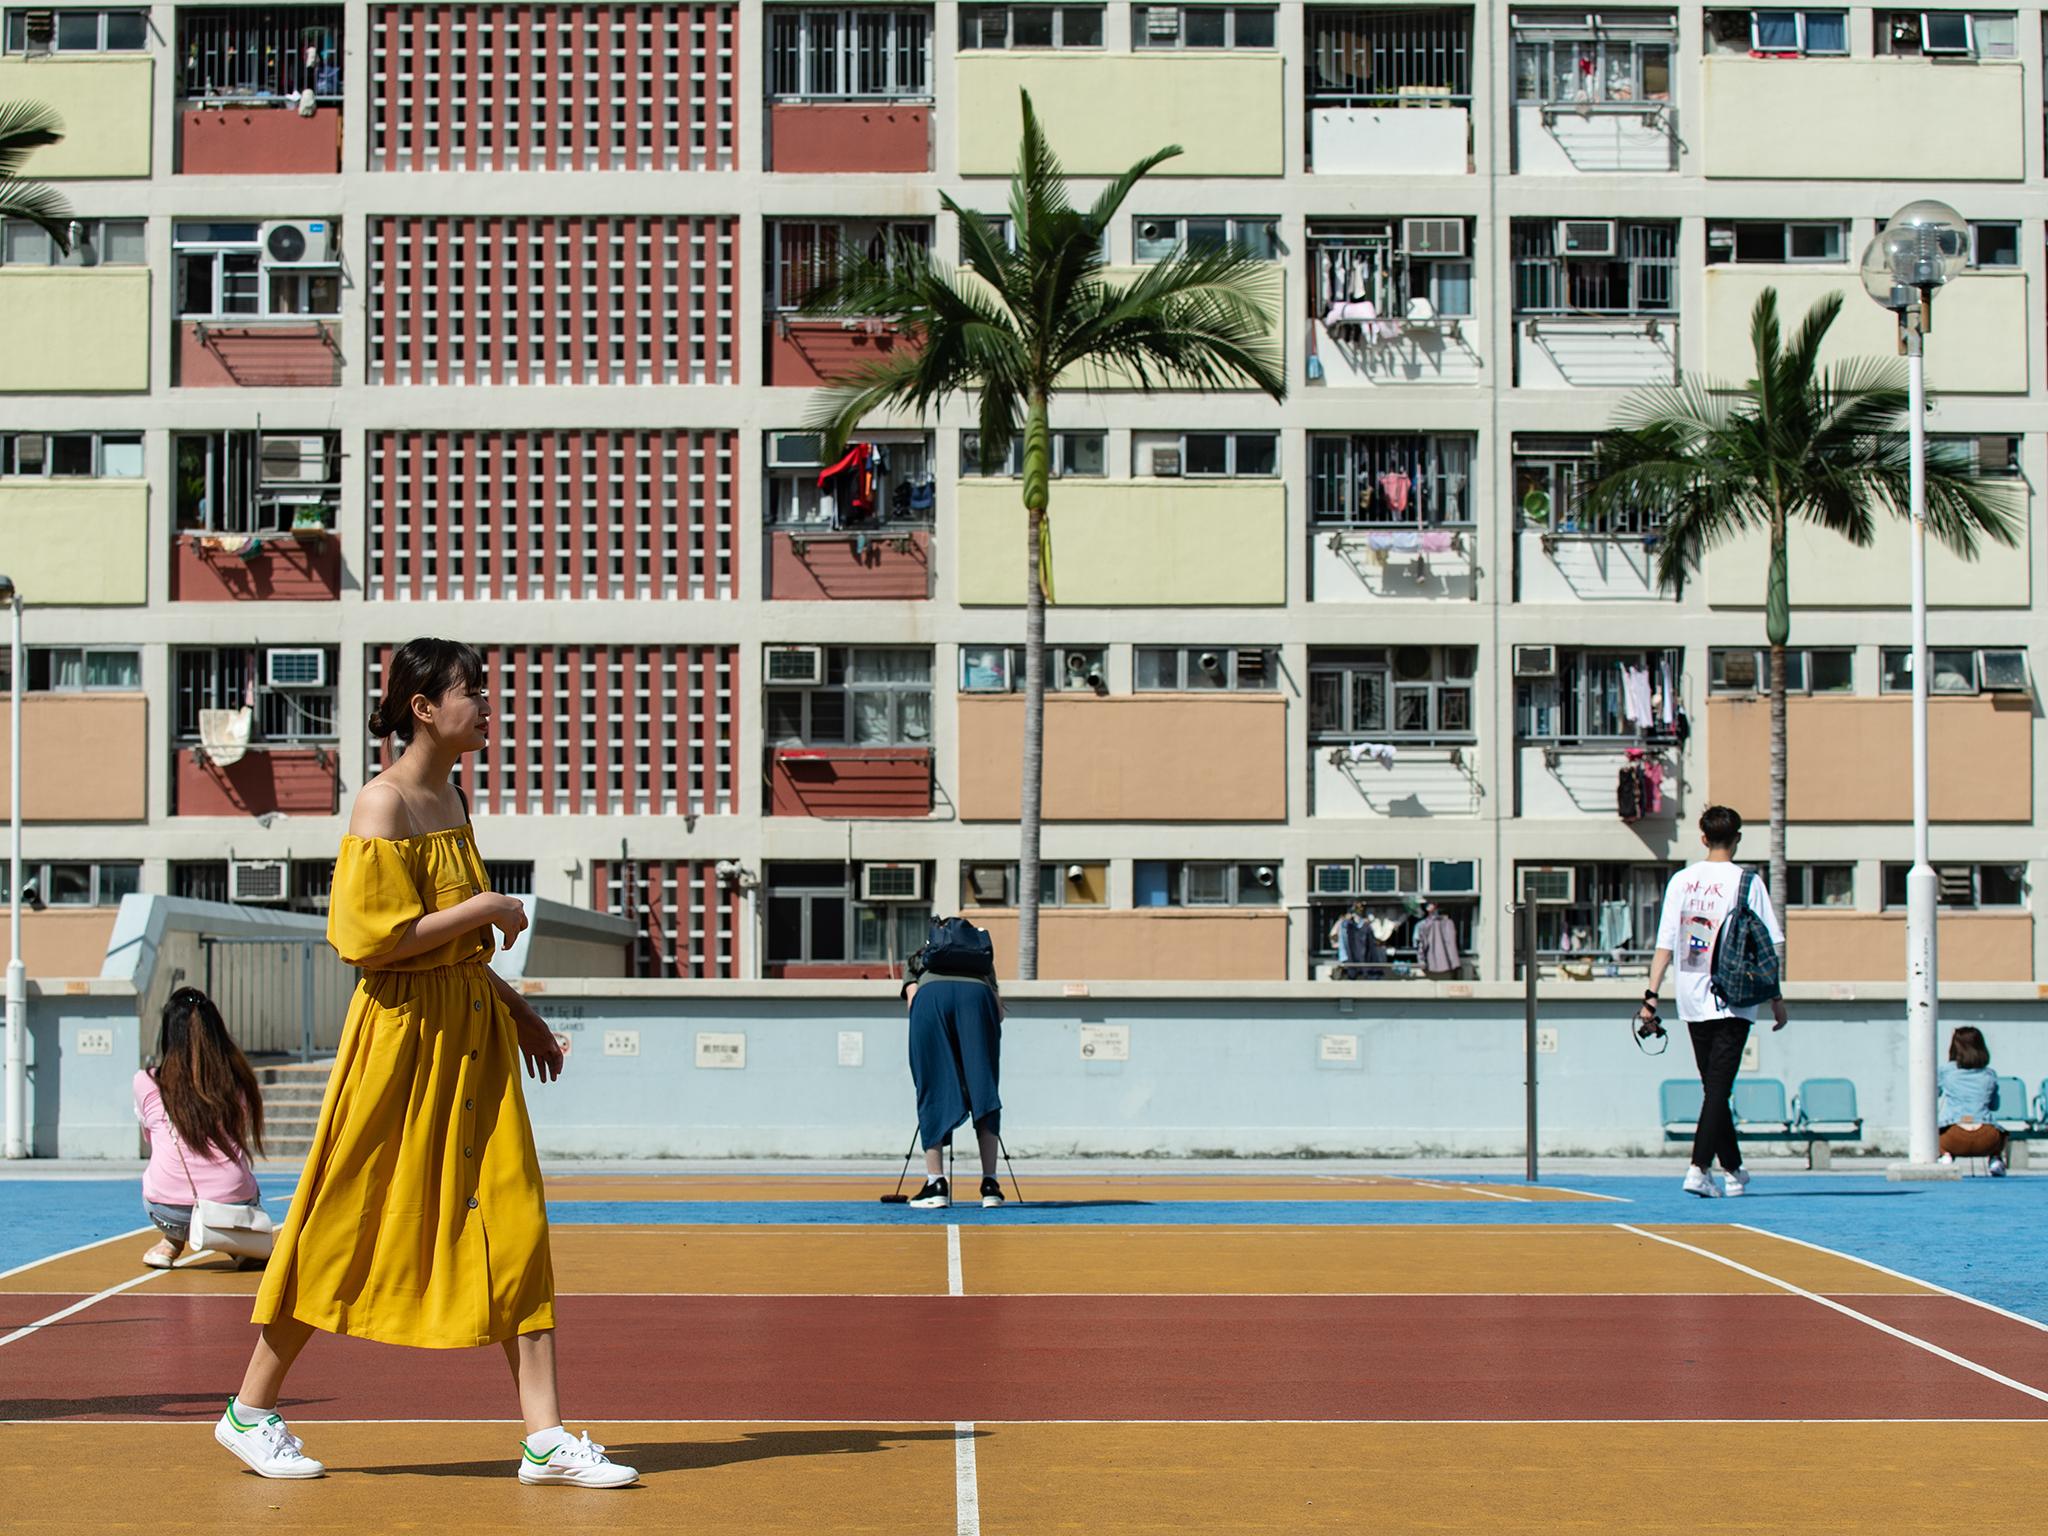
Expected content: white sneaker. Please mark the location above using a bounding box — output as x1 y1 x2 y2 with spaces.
1990 1157 2008 1178
518 1431 638 1488
216 1402 324 1478
1938 1152 1956 1165
1724 1169 1751 1197
1683 1166 1723 1199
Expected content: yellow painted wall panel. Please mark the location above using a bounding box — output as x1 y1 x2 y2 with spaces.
1701 57 2023 180
0 271 150 393
0 480 149 603
956 480 1286 606
0 58 153 178
957 55 1285 176
1705 500 2032 609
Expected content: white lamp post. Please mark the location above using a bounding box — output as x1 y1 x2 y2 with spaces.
1860 202 1968 1173
1 572 23 1159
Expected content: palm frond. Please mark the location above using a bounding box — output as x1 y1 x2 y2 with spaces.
0 176 72 249
0 99 63 181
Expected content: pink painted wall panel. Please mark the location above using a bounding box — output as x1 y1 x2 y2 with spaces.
769 103 930 172
179 108 342 174
175 747 339 817
176 323 343 388
171 533 342 602
768 531 930 601
767 320 918 388
767 749 932 818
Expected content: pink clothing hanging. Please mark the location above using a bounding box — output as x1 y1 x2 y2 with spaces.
1643 759 1665 814
1378 470 1412 516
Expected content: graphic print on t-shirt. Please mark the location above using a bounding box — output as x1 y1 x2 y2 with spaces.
1680 909 1718 971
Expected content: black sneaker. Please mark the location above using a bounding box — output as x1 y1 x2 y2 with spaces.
908 1176 950 1209
980 1176 1005 1210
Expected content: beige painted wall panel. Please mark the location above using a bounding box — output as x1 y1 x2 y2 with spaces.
972 909 1290 980
956 54 1285 176
957 694 1288 821
1702 270 2028 394
1788 911 2033 982
956 480 1286 606
0 58 153 178
0 270 150 392
0 909 119 977
1707 695 2032 822
1705 501 2033 609
1700 57 2024 181
0 480 149 603
0 695 148 822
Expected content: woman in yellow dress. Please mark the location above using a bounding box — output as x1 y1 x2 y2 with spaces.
218 638 635 1488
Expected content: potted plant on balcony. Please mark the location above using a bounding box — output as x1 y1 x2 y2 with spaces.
800 90 1285 978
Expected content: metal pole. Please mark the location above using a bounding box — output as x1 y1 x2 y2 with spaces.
1903 313 1939 1168
1522 901 1539 1183
299 941 315 1063
5 590 26 1158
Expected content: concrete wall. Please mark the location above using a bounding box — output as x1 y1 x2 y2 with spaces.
1706 499 2033 608
0 58 153 178
0 695 148 821
0 271 150 392
1307 107 1467 175
0 481 149 603
27 980 142 1159
1516 320 1677 389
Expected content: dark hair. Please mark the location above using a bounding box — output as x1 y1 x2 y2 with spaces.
153 987 264 1161
367 638 485 742
1698 805 1743 849
1949 1026 1991 1071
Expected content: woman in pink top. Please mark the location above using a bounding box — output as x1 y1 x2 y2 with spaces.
133 988 265 1268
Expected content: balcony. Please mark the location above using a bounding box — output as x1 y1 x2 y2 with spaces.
174 744 339 817
0 271 150 393
0 696 147 822
966 909 1289 981
769 103 930 173
176 319 344 388
956 480 1286 607
1313 745 1481 819
175 5 344 173
1516 314 1677 390
768 529 930 601
0 480 148 603
1517 530 1661 603
1785 911 2033 983
1707 696 2031 823
181 106 342 175
173 528 341 601
1307 8 1472 174
957 695 1286 822
767 747 932 818
1314 528 1475 602
1700 57 2024 181
0 58 153 177
1518 744 1686 822
1308 222 1481 387
956 53 1283 176
1508 13 1678 174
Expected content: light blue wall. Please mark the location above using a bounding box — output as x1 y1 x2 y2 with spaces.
29 988 142 1159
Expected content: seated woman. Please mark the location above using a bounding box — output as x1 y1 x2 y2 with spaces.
134 988 267 1267
1937 1026 2007 1177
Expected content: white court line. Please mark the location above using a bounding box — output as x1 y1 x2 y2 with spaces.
1617 1223 2048 1406
1730 1222 2048 1338
22 1415 2048 1427
947 1224 963 1297
0 1227 153 1283
0 1247 221 1351
954 1421 981 1536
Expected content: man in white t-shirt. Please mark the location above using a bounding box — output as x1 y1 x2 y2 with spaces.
1638 805 1787 1199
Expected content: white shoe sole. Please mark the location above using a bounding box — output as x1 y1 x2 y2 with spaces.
518 1463 639 1488
907 1196 950 1209
981 1197 1004 1209
1683 1181 1721 1199
215 1420 324 1478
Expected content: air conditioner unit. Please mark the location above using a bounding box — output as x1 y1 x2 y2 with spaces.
259 435 330 485
1935 865 1975 903
1980 649 2030 692
1145 6 1181 37
1312 862 1357 897
1232 648 1269 684
964 862 1011 904
1556 220 1618 259
764 645 823 687
265 648 328 689
261 219 336 266
1358 863 1404 895
1519 866 1576 905
1425 859 1478 895
21 9 51 53
1403 218 1467 259
229 859 288 905
1513 644 1558 679
860 862 924 902
1150 448 1182 477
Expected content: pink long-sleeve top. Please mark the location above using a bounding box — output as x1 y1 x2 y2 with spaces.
133 1069 260 1207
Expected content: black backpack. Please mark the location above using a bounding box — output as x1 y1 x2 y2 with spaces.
913 915 996 983
1710 869 1781 1011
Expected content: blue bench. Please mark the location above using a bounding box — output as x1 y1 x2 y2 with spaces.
1659 1076 1863 1168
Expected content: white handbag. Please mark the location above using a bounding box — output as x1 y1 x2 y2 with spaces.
175 1141 274 1261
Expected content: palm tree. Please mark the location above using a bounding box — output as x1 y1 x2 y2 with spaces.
803 90 1285 978
0 100 73 250
1585 288 2019 919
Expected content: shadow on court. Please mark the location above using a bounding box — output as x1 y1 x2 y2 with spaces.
354 1426 985 1479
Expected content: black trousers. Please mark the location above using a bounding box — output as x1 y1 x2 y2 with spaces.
1689 1017 1751 1172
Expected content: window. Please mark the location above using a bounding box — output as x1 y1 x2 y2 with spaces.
0 217 145 268
1786 863 1855 907
767 8 932 98
1515 861 1675 970
1512 10 1675 103
1134 646 1278 692
174 222 340 320
1309 220 1474 324
960 430 1106 477
958 645 1106 693
770 219 930 311
1309 8 1473 107
1133 5 1276 48
1132 216 1281 262
764 432 933 528
1883 863 2028 909
0 432 143 478
960 860 1108 907
1310 647 1477 742
1880 647 2031 695
174 647 338 742
1706 221 1847 265
1137 431 1277 478
1308 857 1480 971
1876 10 2015 57
959 5 1104 47
766 647 932 746
4 647 143 694
765 861 932 964
175 431 339 534
484 862 534 895
1309 434 1474 526
1512 435 1664 537
171 861 230 903
1969 222 2020 268
1134 860 1281 906
177 6 343 99
1516 648 1682 740
960 213 1108 264
1738 9 1849 53
3 7 146 52
1931 433 2021 476
1708 648 1853 694
0 860 139 907
1513 219 1678 315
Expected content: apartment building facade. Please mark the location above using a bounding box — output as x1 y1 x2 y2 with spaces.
1 0 2041 986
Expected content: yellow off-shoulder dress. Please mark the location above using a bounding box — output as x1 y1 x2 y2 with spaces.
251 823 555 1349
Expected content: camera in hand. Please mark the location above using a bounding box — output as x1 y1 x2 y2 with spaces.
1635 1015 1666 1042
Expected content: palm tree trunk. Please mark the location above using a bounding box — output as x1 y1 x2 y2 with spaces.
1016 392 1052 981
1766 508 1790 960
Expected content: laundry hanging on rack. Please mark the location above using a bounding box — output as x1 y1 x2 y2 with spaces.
1658 656 1676 728
1346 741 1398 769
1596 900 1632 954
1618 664 1655 732
817 442 880 528
1377 470 1413 516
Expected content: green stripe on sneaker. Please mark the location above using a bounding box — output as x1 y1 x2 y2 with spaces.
223 1400 257 1433
520 1442 554 1465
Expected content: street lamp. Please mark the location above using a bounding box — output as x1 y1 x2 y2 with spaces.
0 572 22 1159
1860 201 1968 1174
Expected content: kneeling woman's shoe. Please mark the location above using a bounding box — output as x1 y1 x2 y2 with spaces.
907 1176 951 1209
142 1238 182 1269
